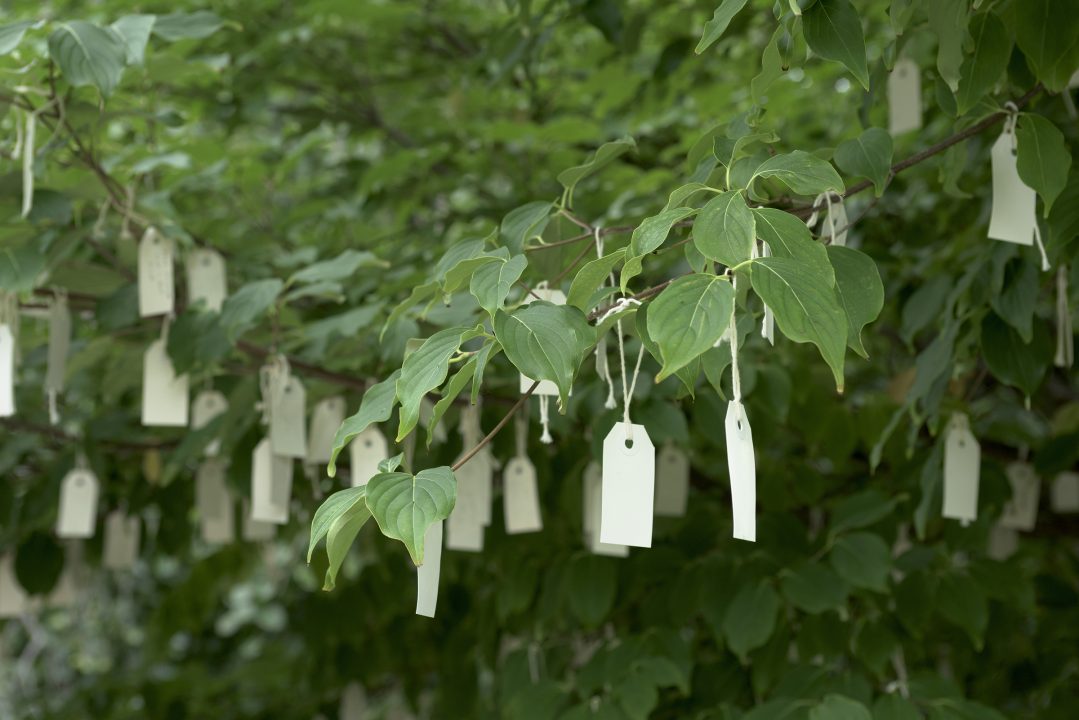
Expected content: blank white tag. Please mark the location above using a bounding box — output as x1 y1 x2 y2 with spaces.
825 200 848 247
583 461 628 557
138 228 175 317
45 296 70 394
445 505 485 552
987 522 1018 560
600 422 655 548
56 467 99 538
142 338 189 427
942 413 980 524
271 375 308 459
0 324 14 417
454 448 494 527
654 443 690 517
197 458 235 543
415 520 443 617
307 396 345 464
250 438 293 524
888 58 922 135
503 456 543 534
185 248 228 312
0 553 28 618
725 400 756 542
1050 471 1079 513
1000 462 1040 531
349 426 388 487
103 511 140 569
340 683 368 720
191 389 228 456
988 129 1036 246
519 288 568 396
242 499 277 541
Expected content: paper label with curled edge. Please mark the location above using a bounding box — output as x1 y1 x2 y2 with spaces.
888 58 922 135
445 504 485 552
600 422 655 548
415 520 443 617
142 338 189 427
45 297 70 393
584 461 628 557
242 499 277 541
0 553 28 618
103 511 140 569
185 248 228 312
197 458 235 544
348 426 388 487
339 683 368 720
1000 462 1041 531
988 129 1036 246
191 389 228 456
1050 471 1079 514
654 443 690 517
307 396 345 464
56 468 99 538
271 375 308 459
503 456 543 534
0 324 15 417
519 288 568 396
138 228 175 317
250 438 293 525
942 413 980 524
725 400 756 542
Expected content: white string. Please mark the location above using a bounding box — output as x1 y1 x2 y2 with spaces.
758 242 774 345
595 297 641 325
538 395 552 444
729 278 742 404
593 226 617 409
515 407 528 457
614 317 646 442
1032 223 1051 272
21 110 35 218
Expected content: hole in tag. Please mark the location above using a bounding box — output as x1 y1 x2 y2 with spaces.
365 440 372 448
624 438 634 450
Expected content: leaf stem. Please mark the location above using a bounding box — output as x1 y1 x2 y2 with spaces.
451 381 539 472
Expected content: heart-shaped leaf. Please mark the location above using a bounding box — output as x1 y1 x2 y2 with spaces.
366 466 457 565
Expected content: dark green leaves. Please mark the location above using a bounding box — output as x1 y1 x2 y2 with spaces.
327 371 401 477
1016 114 1071 216
1014 0 1079 92
494 302 595 408
802 0 870 90
781 563 850 614
471 253 528 316
750 151 845 196
753 208 827 267
151 11 226 41
622 207 696 292
694 0 750 54
0 20 36 55
981 313 1051 396
722 580 780 660
568 555 617 626
49 21 127 97
307 486 371 590
829 532 891 592
692 191 755 266
110 15 155 65
647 274 734 381
834 129 893 197
568 249 625 311
396 326 484 441
827 246 884 359
928 0 969 92
501 202 552 254
366 467 456 565
219 279 282 340
809 695 872 720
954 12 1011 116
557 137 635 203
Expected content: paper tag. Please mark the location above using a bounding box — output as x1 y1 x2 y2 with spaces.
308 396 346 464
56 467 99 538
349 426 388 487
988 127 1037 246
888 58 922 135
250 438 293 524
340 683 368 720
271 375 308 459
455 448 494 527
825 199 848 247
1050 471 1079 514
242 499 277 541
600 422 655 548
103 511 140 569
725 401 756 542
45 296 70 394
987 522 1018 560
415 520 443 617
445 505 485 552
942 413 980 524
142 338 189 427
1000 462 1040 531
0 323 14 417
48 544 82 608
0 553 28 618
185 248 228 312
654 443 690 517
197 458 235 543
191 389 228 456
584 461 628 557
503 456 543 534
519 288 568 396
138 228 175 317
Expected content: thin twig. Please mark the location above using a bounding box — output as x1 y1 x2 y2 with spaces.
452 381 538 471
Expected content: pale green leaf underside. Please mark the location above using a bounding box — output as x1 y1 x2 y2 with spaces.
366 467 456 566
647 273 734 381
48 21 127 97
327 370 400 477
693 190 755 267
396 325 484 441
750 151 845 197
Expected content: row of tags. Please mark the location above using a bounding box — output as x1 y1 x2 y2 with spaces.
139 228 228 317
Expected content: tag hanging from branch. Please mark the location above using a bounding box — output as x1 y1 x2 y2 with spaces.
988 105 1050 271
654 443 690 517
0 321 14 419
138 227 176 318
583 461 629 557
191 389 228 457
1050 472 1079 514
504 409 543 534
103 510 141 570
888 58 922 135
45 291 71 425
1000 462 1041 531
348 426 389 488
447 404 491 551
57 456 99 539
197 458 235 544
307 396 346 464
415 520 443 617
250 437 293 525
142 318 189 427
942 413 980 525
724 293 756 542
185 248 228 312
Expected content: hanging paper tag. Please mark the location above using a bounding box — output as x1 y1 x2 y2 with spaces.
103 511 141 569
308 396 346 464
1000 462 1041 531
185 248 228 312
340 683 368 720
0 323 14 417
242 499 277 541
987 523 1018 560
600 422 655 548
250 438 293 524
445 504 485 552
48 543 82 608
988 126 1037 246
942 413 980 524
0 553 28 618
654 443 690 517
1050 471 1079 514
519 288 568 396
503 456 543 534
725 401 756 542
583 461 628 557
191 389 228 456
349 426 389 487
142 338 189 426
271 375 308 459
826 199 848 247
415 520 443 617
138 228 175 317
888 58 922 135
45 295 70 396
197 458 235 544
56 467 99 538
455 448 494 527
759 243 775 345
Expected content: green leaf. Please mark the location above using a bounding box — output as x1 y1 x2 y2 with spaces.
366 466 456 565
873 695 922 720
637 303 699 397
937 572 988 649
751 25 785 104
501 202 552 255
381 281 439 341
830 489 899 535
750 151 845 196
442 247 506 294
695 0 751 54
927 0 969 92
307 486 370 590
1016 113 1071 217
1015 0 1079 92
471 340 501 404
722 580 780 660
494 302 595 409
954 12 1012 116
470 254 528 317
749 257 847 392
981 312 1050 397
692 191 755 266
378 454 404 473
396 326 483 441
0 20 36 56
48 21 127 97
809 695 872 720
621 207 696 292
567 555 617 626
647 274 734 381
218 279 283 339
152 11 225 41
780 563 850 614
557 137 635 203
327 370 401 477
427 357 476 448
991 259 1039 343
802 0 870 90
753 208 831 269
110 15 155 65
827 246 884 359
829 532 891 592
568 249 625 311
834 128 893 197
289 250 385 286
308 486 366 561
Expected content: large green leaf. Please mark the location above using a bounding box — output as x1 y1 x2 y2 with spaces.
151 11 225 41
381 281 438 341
557 137 635 203
647 273 734 381
470 254 528 317
692 191 755 267
501 202 553 255
749 151 845 196
48 21 127 97
1014 0 1079 92
622 207 696 292
927 0 969 92
809 695 872 720
802 0 870 90
327 370 401 477
954 12 1012 116
494 302 595 408
780 563 850 614
827 246 884 359
568 248 625 311
567 555 617 627
0 20 36 55
637 302 700 397
396 325 484 441
1016 113 1071 217
365 466 456 565
426 357 476 448
307 486 371 590
219 279 283 339
829 532 891 592
753 208 830 270
937 573 989 649
722 580 780 660
981 312 1050 397
834 128 893 197
694 0 751 54
110 15 155 65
